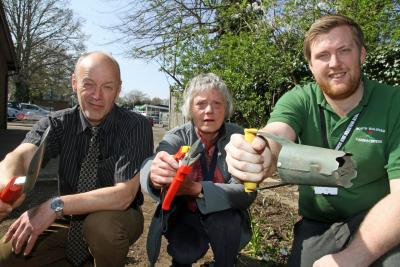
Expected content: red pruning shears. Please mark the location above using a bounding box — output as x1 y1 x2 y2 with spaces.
0 176 26 203
161 139 203 211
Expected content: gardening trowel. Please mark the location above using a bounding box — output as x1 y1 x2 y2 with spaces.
243 129 357 192
0 127 50 203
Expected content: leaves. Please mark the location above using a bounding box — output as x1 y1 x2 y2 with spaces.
364 44 400 86
111 0 400 126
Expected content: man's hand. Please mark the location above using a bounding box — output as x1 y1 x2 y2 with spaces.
0 173 15 220
313 254 344 267
3 199 56 256
0 192 26 221
313 251 365 267
0 200 13 220
225 133 271 183
150 151 179 189
0 142 39 220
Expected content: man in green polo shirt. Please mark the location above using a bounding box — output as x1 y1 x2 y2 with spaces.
225 14 400 266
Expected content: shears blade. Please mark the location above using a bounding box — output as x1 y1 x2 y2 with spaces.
24 126 50 193
181 139 203 166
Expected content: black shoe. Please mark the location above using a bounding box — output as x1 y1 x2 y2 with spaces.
170 259 192 267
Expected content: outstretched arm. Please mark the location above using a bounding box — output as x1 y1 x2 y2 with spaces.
0 143 38 218
313 179 400 267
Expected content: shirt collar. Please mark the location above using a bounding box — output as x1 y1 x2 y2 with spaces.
76 104 117 135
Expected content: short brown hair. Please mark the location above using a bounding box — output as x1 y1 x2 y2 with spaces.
303 15 365 63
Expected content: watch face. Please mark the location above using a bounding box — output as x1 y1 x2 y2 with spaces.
51 197 64 212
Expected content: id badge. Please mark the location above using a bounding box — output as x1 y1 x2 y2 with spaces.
313 186 338 195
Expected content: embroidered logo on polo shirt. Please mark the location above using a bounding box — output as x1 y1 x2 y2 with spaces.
354 127 385 144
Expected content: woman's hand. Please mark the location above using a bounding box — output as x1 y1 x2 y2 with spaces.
150 151 179 189
177 179 202 197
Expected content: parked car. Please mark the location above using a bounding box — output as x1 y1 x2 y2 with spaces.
7 107 24 121
8 101 22 110
20 103 50 120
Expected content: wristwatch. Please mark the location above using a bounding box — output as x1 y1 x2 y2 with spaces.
50 197 64 218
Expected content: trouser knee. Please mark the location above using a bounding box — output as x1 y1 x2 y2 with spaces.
83 209 144 266
0 222 69 267
0 241 16 266
83 212 124 254
166 211 208 264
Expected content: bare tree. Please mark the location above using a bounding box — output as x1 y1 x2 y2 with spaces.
3 0 86 102
122 90 149 106
110 1 220 59
108 0 228 87
150 97 164 105
108 0 265 90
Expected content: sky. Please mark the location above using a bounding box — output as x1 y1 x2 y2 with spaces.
69 0 171 99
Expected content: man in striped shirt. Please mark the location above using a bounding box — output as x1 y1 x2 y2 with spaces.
0 51 153 266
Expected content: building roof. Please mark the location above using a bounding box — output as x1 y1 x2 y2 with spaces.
0 2 17 71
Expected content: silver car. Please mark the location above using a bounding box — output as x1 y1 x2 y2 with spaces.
20 103 50 120
7 107 24 121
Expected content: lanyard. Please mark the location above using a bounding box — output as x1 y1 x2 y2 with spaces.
199 146 219 181
319 107 360 151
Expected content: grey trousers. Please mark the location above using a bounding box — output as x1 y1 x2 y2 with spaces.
288 211 400 267
0 208 143 267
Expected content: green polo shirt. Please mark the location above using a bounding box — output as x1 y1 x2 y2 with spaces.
268 76 400 222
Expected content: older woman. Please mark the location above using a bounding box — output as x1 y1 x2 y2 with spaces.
141 73 256 267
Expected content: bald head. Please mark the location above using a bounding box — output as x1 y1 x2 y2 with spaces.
71 51 122 126
74 51 121 82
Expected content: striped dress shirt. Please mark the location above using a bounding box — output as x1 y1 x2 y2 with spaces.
23 104 154 207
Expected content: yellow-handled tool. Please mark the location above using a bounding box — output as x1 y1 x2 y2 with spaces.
244 128 258 192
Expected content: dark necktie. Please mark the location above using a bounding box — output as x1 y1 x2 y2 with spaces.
66 127 100 266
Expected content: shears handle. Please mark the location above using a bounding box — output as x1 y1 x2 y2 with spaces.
244 128 258 192
162 165 192 211
0 176 23 204
161 145 191 211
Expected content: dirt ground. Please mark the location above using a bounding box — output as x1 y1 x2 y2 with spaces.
0 126 299 266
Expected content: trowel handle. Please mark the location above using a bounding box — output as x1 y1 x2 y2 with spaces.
244 128 258 192
0 176 23 204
